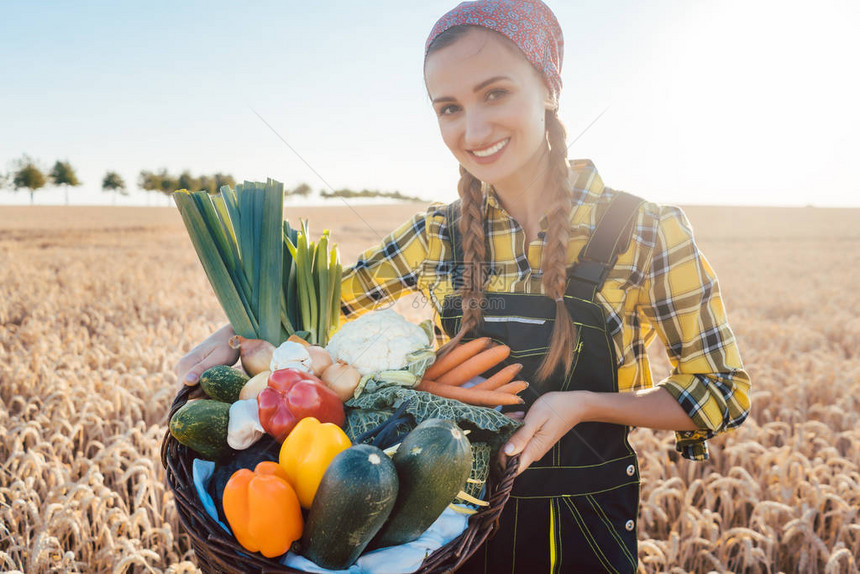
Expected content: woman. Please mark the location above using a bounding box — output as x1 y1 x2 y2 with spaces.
176 1 751 571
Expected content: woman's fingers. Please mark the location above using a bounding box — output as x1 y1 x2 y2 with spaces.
173 346 222 389
501 392 584 475
502 414 545 474
173 325 240 391
508 423 556 475
181 356 209 386
174 352 202 386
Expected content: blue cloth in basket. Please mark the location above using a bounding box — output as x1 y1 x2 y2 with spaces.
192 458 232 535
193 458 470 573
281 507 469 574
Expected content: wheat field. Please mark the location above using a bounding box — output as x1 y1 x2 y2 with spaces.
1 204 858 573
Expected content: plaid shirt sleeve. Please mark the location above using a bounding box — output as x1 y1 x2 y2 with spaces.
637 205 751 461
339 206 437 320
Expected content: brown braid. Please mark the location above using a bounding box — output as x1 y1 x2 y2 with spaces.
437 165 487 356
533 109 577 384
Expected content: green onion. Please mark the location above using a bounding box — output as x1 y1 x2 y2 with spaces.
316 233 329 345
284 221 343 345
329 246 342 336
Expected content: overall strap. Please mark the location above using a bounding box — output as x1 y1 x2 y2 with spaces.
566 191 645 301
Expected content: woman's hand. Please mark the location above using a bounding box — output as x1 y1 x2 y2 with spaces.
174 324 239 389
500 391 591 475
499 387 701 474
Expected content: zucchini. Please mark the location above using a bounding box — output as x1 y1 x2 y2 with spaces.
199 365 249 403
373 418 472 547
169 399 231 461
302 445 399 569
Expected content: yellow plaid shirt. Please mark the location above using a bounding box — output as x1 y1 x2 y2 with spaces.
340 159 751 461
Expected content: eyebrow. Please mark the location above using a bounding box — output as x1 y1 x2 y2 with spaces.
431 75 512 104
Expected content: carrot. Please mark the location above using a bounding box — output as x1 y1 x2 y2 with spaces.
423 337 491 381
435 344 511 386
416 379 524 407
470 363 523 391
496 380 529 396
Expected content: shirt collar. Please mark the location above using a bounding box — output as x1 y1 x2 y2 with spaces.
482 158 606 231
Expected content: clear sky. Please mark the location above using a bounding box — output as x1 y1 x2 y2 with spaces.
2 0 858 207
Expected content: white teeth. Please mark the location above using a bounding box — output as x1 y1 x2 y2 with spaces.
471 139 508 157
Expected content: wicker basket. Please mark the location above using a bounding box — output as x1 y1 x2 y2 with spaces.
161 385 519 574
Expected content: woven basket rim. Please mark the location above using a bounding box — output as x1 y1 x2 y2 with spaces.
162 384 519 574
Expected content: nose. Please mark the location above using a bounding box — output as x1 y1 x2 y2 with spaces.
463 108 492 148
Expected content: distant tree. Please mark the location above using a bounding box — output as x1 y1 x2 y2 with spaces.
138 169 159 191
214 172 236 192
287 182 312 198
178 170 199 193
138 170 161 205
319 186 426 202
197 174 215 194
157 169 179 197
13 156 47 205
49 160 82 205
0 171 8 190
102 171 127 205
138 169 235 202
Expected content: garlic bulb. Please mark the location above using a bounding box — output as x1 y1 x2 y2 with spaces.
227 398 265 450
270 341 313 373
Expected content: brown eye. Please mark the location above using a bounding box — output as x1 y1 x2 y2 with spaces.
438 104 460 117
486 89 508 101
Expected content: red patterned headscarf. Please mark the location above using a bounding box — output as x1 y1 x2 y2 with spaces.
425 0 564 100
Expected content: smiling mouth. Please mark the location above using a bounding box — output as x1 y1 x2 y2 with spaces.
470 138 509 158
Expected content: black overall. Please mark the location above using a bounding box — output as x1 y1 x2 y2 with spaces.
441 192 645 573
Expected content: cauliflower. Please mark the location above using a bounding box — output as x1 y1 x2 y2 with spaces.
325 309 430 375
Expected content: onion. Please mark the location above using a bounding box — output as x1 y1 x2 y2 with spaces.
238 370 271 401
229 335 275 376
321 361 361 402
306 345 333 377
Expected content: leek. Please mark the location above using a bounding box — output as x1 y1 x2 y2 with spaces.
174 180 341 347
173 181 285 345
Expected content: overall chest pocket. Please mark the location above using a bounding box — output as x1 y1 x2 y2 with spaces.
481 313 553 358
441 292 558 354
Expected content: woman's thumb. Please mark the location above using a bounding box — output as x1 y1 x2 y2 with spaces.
503 422 536 457
181 363 205 386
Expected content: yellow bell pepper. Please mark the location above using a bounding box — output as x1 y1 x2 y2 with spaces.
279 416 352 508
222 461 303 558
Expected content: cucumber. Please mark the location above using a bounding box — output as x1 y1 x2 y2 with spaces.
373 418 472 548
199 365 249 403
302 445 399 569
169 399 231 461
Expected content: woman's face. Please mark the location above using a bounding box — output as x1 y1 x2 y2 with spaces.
424 27 551 191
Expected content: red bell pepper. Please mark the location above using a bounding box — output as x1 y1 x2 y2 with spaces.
257 368 345 442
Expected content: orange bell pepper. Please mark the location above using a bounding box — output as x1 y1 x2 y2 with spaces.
222 461 303 558
279 416 352 508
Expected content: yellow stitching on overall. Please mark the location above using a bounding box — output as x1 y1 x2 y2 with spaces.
511 499 519 574
549 499 558 571
586 494 639 570
562 497 619 574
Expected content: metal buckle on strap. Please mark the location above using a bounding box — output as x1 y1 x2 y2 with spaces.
569 258 612 286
